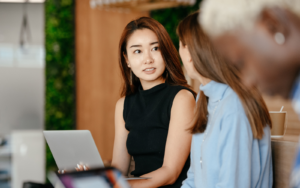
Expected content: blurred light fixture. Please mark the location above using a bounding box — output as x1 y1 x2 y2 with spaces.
90 0 195 11
0 0 45 2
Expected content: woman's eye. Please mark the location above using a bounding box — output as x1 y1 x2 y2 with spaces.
152 47 159 51
134 50 141 54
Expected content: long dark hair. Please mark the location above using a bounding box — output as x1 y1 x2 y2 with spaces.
119 17 195 97
177 12 271 139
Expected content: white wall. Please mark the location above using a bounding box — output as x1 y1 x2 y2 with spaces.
0 3 44 135
0 3 45 188
0 3 44 45
0 67 44 134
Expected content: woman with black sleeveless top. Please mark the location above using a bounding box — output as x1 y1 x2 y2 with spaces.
111 17 196 188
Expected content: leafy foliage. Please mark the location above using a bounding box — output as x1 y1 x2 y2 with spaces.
45 0 75 172
151 0 202 50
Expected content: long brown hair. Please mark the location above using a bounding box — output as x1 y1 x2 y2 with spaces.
119 17 195 97
177 12 272 139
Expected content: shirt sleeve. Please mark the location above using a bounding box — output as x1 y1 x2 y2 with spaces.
181 137 195 188
290 146 300 187
216 112 253 188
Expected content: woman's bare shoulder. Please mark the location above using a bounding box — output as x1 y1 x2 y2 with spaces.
173 89 195 105
115 96 126 109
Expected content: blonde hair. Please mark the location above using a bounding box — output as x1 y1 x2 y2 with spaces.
200 0 300 37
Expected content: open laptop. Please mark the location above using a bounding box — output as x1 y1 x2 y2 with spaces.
43 130 104 171
44 130 151 181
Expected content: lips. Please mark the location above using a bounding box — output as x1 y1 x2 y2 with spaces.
144 68 155 71
143 67 156 74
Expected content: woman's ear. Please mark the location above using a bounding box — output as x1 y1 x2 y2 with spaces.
123 52 130 68
259 7 290 42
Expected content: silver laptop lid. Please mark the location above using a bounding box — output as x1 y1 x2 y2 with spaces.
43 130 104 171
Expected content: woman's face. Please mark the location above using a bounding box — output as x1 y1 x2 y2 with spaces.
179 41 196 79
179 40 211 85
125 29 165 85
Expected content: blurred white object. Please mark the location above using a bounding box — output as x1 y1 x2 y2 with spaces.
89 0 195 11
11 130 45 188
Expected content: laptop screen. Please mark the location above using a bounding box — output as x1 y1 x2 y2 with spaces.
55 167 130 188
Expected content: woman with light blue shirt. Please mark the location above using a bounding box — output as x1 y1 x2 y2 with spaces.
176 12 273 188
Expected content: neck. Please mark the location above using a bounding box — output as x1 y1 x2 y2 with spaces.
195 73 211 86
140 76 165 90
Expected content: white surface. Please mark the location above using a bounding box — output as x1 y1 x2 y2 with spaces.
44 130 104 171
0 0 44 2
12 130 45 188
0 67 44 135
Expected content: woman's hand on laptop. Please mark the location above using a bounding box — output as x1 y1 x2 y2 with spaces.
58 169 68 174
57 164 89 174
75 164 90 171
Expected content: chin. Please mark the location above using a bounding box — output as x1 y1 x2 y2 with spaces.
142 74 164 82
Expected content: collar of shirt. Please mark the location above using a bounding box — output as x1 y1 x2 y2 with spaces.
199 80 228 102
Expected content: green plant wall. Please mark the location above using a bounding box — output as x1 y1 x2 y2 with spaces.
151 0 202 51
45 0 75 172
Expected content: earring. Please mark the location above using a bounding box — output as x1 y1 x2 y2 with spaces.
274 32 285 45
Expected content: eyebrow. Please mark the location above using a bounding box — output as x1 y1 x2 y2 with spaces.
129 41 159 48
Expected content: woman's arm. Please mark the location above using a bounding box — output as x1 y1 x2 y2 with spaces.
111 97 131 175
128 90 195 188
181 138 195 188
216 113 253 188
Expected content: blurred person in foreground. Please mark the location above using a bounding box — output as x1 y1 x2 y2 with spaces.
199 0 300 187
177 12 272 188
200 0 300 118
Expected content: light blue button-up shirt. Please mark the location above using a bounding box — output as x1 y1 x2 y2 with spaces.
181 80 273 188
289 73 300 188
291 73 300 118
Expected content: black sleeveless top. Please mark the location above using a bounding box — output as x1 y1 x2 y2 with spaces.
124 82 193 188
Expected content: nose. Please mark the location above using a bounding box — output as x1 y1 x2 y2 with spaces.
144 50 154 64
